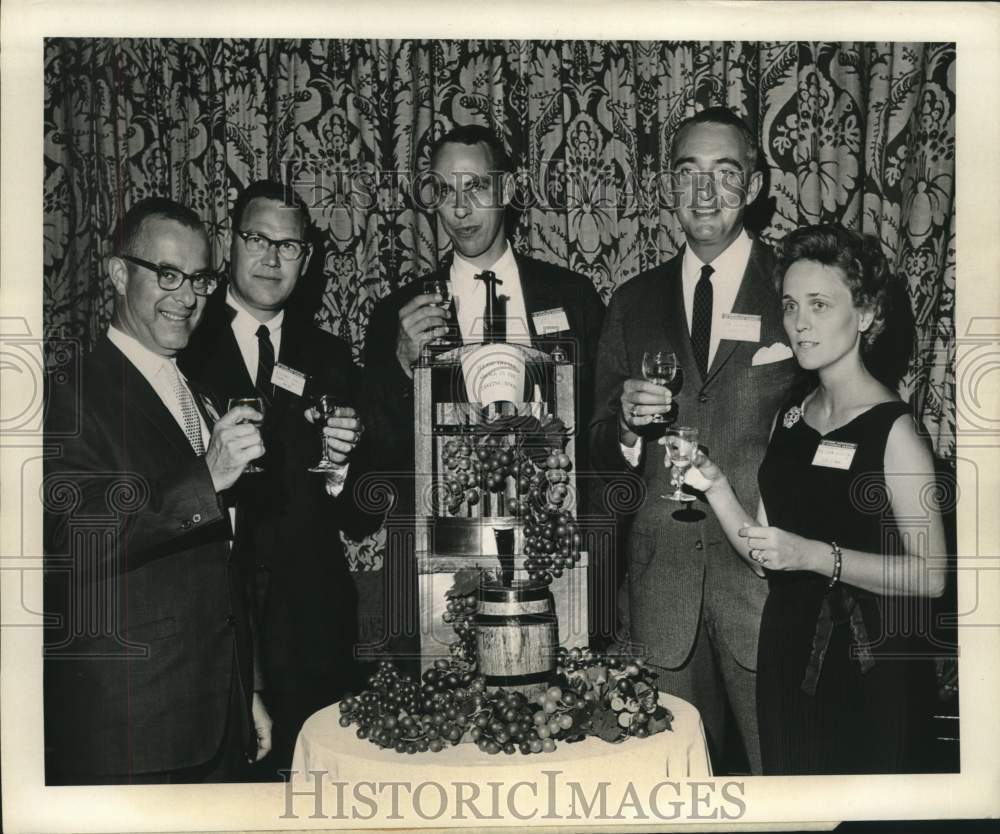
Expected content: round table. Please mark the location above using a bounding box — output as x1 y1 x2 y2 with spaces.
289 693 712 824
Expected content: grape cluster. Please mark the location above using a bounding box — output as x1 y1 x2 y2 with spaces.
470 686 577 755
443 592 478 664
557 647 669 740
340 660 482 753
440 436 516 514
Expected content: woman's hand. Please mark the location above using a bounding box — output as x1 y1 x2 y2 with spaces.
674 446 726 494
738 525 825 573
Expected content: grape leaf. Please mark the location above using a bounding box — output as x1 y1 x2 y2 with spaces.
447 569 482 598
590 705 625 743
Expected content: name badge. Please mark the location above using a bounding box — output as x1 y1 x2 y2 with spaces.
811 440 857 470
532 307 571 335
718 313 761 342
271 362 307 396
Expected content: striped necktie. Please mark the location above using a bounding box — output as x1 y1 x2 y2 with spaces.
169 361 205 455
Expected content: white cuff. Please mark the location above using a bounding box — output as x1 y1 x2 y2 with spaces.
619 439 643 468
324 463 350 497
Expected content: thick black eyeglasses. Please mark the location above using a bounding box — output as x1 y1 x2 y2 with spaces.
122 255 219 296
237 230 310 262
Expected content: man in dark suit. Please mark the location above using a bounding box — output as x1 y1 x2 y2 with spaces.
44 197 269 784
362 124 606 667
180 180 378 780
589 108 798 774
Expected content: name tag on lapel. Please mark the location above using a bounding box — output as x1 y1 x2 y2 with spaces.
532 307 571 334
271 363 307 396
718 313 761 342
812 440 857 470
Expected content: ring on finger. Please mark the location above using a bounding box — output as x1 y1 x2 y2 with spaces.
629 405 637 419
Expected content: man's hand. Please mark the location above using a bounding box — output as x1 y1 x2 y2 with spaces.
305 405 364 466
204 406 264 492
395 292 448 374
618 378 673 442
249 692 272 763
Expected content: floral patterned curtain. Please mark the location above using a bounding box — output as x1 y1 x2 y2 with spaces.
44 39 956 570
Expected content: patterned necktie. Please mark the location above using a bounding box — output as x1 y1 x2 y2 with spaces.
255 324 275 406
690 263 714 378
169 362 205 455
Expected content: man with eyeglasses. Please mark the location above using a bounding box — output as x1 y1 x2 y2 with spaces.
44 197 270 784
589 107 799 774
180 179 379 780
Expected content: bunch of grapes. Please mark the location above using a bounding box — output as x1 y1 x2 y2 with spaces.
443 591 478 663
556 648 670 740
469 687 570 755
340 660 483 753
522 506 583 583
440 438 481 514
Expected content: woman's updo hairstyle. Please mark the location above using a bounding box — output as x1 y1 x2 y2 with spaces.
775 223 914 385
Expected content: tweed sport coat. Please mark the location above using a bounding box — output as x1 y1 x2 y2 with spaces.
589 241 798 670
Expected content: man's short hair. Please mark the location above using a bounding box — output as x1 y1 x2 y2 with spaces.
430 124 513 175
670 106 759 174
231 179 310 238
117 197 203 257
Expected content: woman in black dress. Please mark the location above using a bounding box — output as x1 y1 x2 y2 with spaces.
683 223 946 774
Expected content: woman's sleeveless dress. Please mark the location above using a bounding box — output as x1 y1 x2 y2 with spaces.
756 398 935 774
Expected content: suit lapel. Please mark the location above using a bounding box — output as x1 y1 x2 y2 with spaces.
99 339 197 459
660 254 700 383
703 241 774 387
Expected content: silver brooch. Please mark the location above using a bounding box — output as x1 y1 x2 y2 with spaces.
783 406 802 428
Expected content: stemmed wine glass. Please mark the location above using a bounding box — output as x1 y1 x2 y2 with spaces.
642 350 682 423
423 277 453 344
227 396 265 474
307 393 344 474
662 426 699 502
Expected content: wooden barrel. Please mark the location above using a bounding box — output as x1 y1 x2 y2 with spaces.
475 581 558 693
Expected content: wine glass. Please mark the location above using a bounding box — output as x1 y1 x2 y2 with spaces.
423 277 453 344
662 426 698 502
307 393 344 474
642 350 682 423
227 397 265 474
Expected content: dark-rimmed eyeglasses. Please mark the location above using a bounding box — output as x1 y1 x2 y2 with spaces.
237 230 310 262
122 255 219 296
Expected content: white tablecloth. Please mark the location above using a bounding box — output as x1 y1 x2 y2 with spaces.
289 693 712 824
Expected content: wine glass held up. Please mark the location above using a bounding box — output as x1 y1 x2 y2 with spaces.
422 277 453 344
662 426 699 502
226 397 266 474
642 350 682 423
307 393 344 474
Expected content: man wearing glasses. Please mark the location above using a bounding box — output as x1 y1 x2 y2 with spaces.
180 180 379 780
44 197 269 783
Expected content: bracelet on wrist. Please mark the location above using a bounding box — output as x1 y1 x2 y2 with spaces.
826 541 843 591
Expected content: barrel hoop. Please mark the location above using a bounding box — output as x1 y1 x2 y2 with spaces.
478 598 551 615
479 585 552 603
483 670 552 686
474 613 558 626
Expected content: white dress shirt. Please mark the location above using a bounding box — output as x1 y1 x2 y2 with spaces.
227 289 284 381
108 325 210 450
451 245 532 346
620 231 754 466
225 289 347 496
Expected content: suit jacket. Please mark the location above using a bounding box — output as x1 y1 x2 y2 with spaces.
589 241 798 670
362 252 606 491
180 292 381 697
43 336 255 781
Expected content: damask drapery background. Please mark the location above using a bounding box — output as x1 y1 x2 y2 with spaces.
44 39 956 571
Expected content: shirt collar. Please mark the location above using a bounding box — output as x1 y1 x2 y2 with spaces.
682 229 753 280
107 324 176 380
226 288 284 336
451 243 517 287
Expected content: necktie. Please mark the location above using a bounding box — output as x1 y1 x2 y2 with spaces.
255 324 275 406
474 270 506 343
169 362 205 455
690 263 714 378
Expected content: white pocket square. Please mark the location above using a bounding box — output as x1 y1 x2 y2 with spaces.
751 342 793 366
